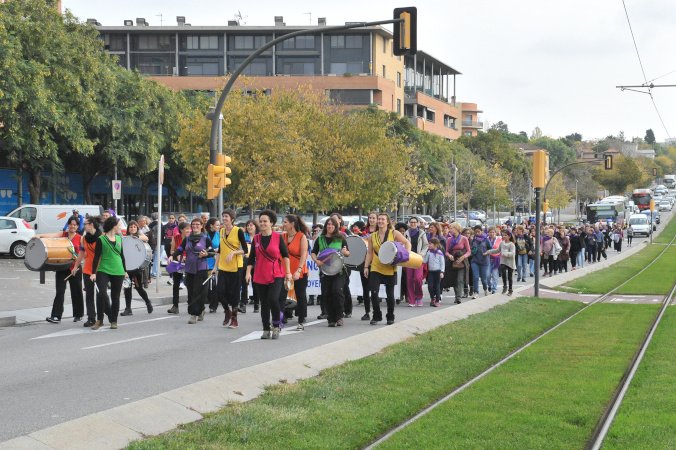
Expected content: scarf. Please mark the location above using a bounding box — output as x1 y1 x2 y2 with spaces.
409 227 419 237
542 236 552 242
448 233 461 250
188 232 205 246
84 229 102 244
474 233 488 244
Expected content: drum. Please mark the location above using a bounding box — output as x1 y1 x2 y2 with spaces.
344 236 367 269
25 238 75 271
319 251 344 276
122 236 152 271
378 241 423 269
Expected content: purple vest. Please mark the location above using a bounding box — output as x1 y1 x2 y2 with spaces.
184 235 209 274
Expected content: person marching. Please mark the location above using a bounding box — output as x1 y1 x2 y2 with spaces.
359 212 378 321
90 216 129 330
403 216 428 307
279 215 310 331
243 219 261 313
217 209 248 329
120 221 154 316
423 238 445 307
245 210 293 340
330 213 353 318
167 222 190 313
363 213 411 325
446 222 471 304
71 215 103 327
34 215 85 324
204 217 221 313
311 217 350 327
168 217 218 324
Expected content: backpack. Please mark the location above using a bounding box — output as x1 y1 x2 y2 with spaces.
147 224 158 250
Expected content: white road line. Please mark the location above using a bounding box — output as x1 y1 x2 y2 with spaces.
232 319 326 343
82 333 166 350
31 316 178 340
0 277 20 280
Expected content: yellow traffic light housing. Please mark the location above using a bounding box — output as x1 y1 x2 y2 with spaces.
533 150 547 188
652 167 658 176
650 200 655 212
207 154 232 200
543 200 549 214
393 7 417 56
604 154 613 170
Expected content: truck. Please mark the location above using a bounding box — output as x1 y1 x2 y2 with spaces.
6 204 103 233
663 175 676 189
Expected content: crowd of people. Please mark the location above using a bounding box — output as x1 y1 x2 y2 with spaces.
33 207 632 339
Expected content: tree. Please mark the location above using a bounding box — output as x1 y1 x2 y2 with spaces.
491 121 509 132
546 175 571 211
565 133 582 142
645 129 655 145
592 155 642 195
533 137 576 169
530 126 543 140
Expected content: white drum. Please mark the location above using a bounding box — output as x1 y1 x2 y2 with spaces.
344 236 367 269
122 236 152 271
319 251 344 276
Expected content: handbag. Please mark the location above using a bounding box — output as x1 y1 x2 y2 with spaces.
552 240 562 255
452 259 465 269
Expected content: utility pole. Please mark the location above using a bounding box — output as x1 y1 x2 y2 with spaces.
452 157 457 222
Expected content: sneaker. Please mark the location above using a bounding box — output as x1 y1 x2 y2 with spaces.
253 306 260 313
198 310 206 321
344 313 352 318
91 320 102 330
271 326 280 339
179 283 185 290
386 319 394 325
166 280 172 285
318 314 328 320
416 300 423 307
228 316 238 328
472 293 478 299
223 310 232 326
502 287 508 294
188 315 197 324
167 306 179 314
454 299 461 304
408 303 415 307
296 323 305 331
543 272 549 277
239 304 247 314
508 289 513 296
120 308 133 316
83 319 95 327
261 330 271 339
370 319 379 325
337 318 344 326
328 322 336 327
430 301 435 307
433 301 440 307
361 313 370 321
530 273 534 277
110 322 118 329
46 317 60 324
73 316 82 323
146 302 153 314
209 308 217 313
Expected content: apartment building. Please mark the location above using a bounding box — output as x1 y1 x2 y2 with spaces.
95 15 482 141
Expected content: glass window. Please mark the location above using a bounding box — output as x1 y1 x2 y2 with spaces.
187 36 199 49
283 62 315 75
382 38 386 53
382 65 386 78
345 35 362 49
331 36 345 48
235 36 254 49
330 62 347 74
108 34 126 51
465 114 472 121
0 219 17 230
397 99 401 114
326 89 371 105
9 207 36 222
135 34 173 51
397 72 401 87
199 36 218 49
254 36 268 48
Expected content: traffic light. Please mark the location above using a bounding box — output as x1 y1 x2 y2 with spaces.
650 200 655 212
653 167 658 176
393 7 417 56
207 154 232 200
533 150 547 188
604 154 613 170
543 200 549 214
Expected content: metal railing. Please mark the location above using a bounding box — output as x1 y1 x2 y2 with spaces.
462 120 483 127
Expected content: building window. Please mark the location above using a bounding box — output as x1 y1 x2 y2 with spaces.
282 35 315 49
326 89 371 105
397 72 401 87
465 114 472 122
345 35 362 48
464 131 473 136
330 62 362 74
283 62 316 75
382 65 386 78
235 35 254 49
331 35 345 48
426 110 435 123
106 34 126 51
397 99 401 114
186 35 218 50
382 38 387 53
135 34 173 51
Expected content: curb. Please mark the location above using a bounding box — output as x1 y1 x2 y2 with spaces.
0 316 16 328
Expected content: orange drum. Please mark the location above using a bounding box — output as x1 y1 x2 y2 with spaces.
25 238 75 271
378 241 423 269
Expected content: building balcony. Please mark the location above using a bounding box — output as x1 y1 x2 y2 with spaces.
462 120 483 128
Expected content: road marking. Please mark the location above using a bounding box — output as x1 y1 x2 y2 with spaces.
232 319 325 343
31 316 177 340
82 333 166 350
0 277 20 280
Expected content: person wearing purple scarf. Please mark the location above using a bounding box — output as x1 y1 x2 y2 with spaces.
403 217 428 307
486 227 502 294
470 225 491 298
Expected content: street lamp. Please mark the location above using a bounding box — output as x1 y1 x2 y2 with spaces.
575 179 578 220
528 177 532 217
452 162 457 222
205 101 224 219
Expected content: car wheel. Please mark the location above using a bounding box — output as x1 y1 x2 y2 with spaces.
11 241 27 259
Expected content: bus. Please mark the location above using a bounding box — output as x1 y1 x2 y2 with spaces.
586 201 625 225
631 189 652 211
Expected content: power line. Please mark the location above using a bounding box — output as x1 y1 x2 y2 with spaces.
650 94 672 140
622 0 648 85
648 68 676 84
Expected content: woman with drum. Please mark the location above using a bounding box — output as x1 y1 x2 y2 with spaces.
278 215 310 331
217 209 248 329
204 217 221 313
168 217 219 325
358 212 378 320
363 213 411 325
311 217 350 327
72 216 103 327
245 210 292 339
120 221 153 317
91 216 129 330
34 215 85 324
403 217 428 307
445 222 471 304
330 213 353 318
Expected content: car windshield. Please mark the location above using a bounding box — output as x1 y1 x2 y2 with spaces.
629 217 647 225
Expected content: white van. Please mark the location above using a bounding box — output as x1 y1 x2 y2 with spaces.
6 204 104 233
628 215 650 236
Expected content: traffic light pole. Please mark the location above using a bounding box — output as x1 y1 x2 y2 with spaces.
534 187 541 298
207 17 404 216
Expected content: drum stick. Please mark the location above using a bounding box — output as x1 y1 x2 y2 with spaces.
202 274 214 286
94 282 99 293
64 273 73 281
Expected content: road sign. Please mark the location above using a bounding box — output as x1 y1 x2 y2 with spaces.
112 180 121 200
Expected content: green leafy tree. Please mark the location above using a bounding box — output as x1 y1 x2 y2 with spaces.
565 133 582 142
533 137 576 169
645 129 656 145
592 155 642 195
491 121 509 132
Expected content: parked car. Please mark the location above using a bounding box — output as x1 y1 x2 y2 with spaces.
6 204 103 234
0 216 36 258
470 210 487 222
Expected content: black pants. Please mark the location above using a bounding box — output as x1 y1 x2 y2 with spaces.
501 264 513 290
544 255 555 273
255 278 283 331
185 270 208 316
596 244 607 261
124 271 150 309
218 270 241 312
83 274 96 321
570 251 578 268
557 259 568 272
343 268 352 315
207 275 218 310
240 256 250 307
172 272 183 307
359 264 370 313
586 244 597 262
321 272 345 323
427 270 442 303
95 272 122 323
627 235 633 245
369 272 395 321
51 269 84 320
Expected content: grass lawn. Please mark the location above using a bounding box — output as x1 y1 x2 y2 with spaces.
379 303 660 449
615 245 676 294
560 244 664 294
652 212 676 243
603 306 676 448
128 298 584 449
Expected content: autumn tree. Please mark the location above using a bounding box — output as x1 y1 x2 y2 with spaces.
592 155 642 195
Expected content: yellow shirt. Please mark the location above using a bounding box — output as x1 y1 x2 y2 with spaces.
218 226 243 272
371 229 396 276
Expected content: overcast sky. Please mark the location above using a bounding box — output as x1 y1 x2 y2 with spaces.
62 0 676 143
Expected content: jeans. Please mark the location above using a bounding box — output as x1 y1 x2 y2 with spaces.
490 266 500 292
471 262 489 294
427 270 442 303
577 248 585 267
529 259 534 275
516 253 528 280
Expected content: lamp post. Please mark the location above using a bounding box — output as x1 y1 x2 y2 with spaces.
452 161 457 222
528 177 532 217
205 104 224 220
575 179 578 220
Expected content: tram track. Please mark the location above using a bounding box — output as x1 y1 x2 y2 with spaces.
367 222 676 449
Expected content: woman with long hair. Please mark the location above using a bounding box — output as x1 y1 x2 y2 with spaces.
279 214 310 331
359 211 378 321
243 219 260 313
71 215 103 327
403 216 428 307
245 210 292 339
167 222 190 314
120 220 154 316
311 217 350 327
91 216 129 330
205 217 221 313
363 213 410 325
216 209 248 328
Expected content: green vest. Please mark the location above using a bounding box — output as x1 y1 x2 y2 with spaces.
98 235 125 276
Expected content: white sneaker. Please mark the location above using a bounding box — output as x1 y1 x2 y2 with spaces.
472 293 478 299
179 283 185 290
